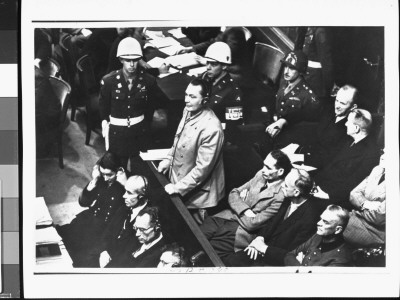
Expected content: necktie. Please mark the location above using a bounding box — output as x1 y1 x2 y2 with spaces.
127 79 133 91
260 182 268 192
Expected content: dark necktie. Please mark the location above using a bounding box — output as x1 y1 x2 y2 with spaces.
260 182 268 192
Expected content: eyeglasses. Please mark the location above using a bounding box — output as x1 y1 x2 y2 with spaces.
133 225 154 234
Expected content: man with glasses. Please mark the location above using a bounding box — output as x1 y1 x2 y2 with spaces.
99 37 167 170
313 108 380 209
56 152 126 267
105 206 166 268
222 168 320 267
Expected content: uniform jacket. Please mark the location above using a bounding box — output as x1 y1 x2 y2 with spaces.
202 72 243 144
214 171 285 250
304 108 352 169
168 107 225 209
258 198 320 266
106 237 166 268
296 27 334 98
99 67 167 156
315 135 380 208
344 166 385 246
284 234 353 267
275 77 321 125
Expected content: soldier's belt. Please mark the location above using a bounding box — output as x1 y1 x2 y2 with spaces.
308 60 322 68
109 115 144 127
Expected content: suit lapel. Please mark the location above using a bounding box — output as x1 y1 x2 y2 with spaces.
271 200 309 237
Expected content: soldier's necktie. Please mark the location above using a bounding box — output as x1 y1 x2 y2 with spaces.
127 79 133 91
378 173 385 185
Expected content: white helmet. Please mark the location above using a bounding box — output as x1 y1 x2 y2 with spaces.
204 42 231 64
116 37 143 59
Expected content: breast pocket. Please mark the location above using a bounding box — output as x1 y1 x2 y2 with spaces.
112 90 125 100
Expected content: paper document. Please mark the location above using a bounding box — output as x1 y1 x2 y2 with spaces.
165 53 201 69
159 44 185 56
36 226 62 245
293 163 317 172
158 67 179 78
168 28 187 39
144 30 164 40
187 66 207 77
281 143 300 155
147 57 166 68
288 153 304 164
36 197 53 226
147 37 181 49
140 148 170 161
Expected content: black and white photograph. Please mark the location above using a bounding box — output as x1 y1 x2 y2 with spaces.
21 0 399 298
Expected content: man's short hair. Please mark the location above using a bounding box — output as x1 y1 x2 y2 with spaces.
189 78 210 98
160 243 189 267
270 150 293 178
293 168 314 196
340 84 358 105
97 151 121 172
137 206 161 228
326 204 350 230
349 108 373 134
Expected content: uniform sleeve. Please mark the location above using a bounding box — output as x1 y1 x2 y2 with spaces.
99 77 112 121
174 127 225 196
79 181 101 207
283 236 315 266
315 28 335 95
358 199 386 226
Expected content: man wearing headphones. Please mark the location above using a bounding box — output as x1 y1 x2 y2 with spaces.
158 78 225 225
105 206 166 268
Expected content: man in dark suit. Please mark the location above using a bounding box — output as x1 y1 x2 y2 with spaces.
302 84 358 169
313 108 380 209
105 206 165 268
222 168 321 267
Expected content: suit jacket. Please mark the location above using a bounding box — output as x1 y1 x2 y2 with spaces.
168 107 225 209
344 166 385 247
315 135 380 208
257 197 321 266
304 108 352 169
284 234 353 267
214 171 285 250
106 237 166 268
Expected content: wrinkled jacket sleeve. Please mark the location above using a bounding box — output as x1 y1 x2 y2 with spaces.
349 175 369 209
174 127 224 196
228 179 253 215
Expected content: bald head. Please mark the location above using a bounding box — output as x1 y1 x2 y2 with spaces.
334 85 358 117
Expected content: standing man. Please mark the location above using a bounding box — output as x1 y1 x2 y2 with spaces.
284 205 353 267
313 108 380 209
265 50 321 150
200 150 292 258
105 207 166 268
201 41 244 145
158 79 225 224
99 37 167 170
223 168 321 267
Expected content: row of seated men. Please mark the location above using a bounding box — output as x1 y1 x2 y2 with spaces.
39 28 384 266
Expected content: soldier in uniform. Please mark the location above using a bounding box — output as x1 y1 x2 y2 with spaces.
266 50 322 149
295 27 335 105
99 37 167 170
201 41 244 146
55 152 126 267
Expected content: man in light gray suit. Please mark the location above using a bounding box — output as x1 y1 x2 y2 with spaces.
200 150 292 258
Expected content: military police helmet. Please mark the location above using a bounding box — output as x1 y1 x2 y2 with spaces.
204 42 232 64
117 37 143 60
281 50 308 74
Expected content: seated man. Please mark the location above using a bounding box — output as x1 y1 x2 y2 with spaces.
301 84 358 169
105 206 166 268
343 150 385 247
223 168 321 267
313 108 380 209
284 205 353 267
94 175 150 268
200 150 292 258
201 41 244 145
265 50 322 150
157 243 189 268
56 152 126 267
